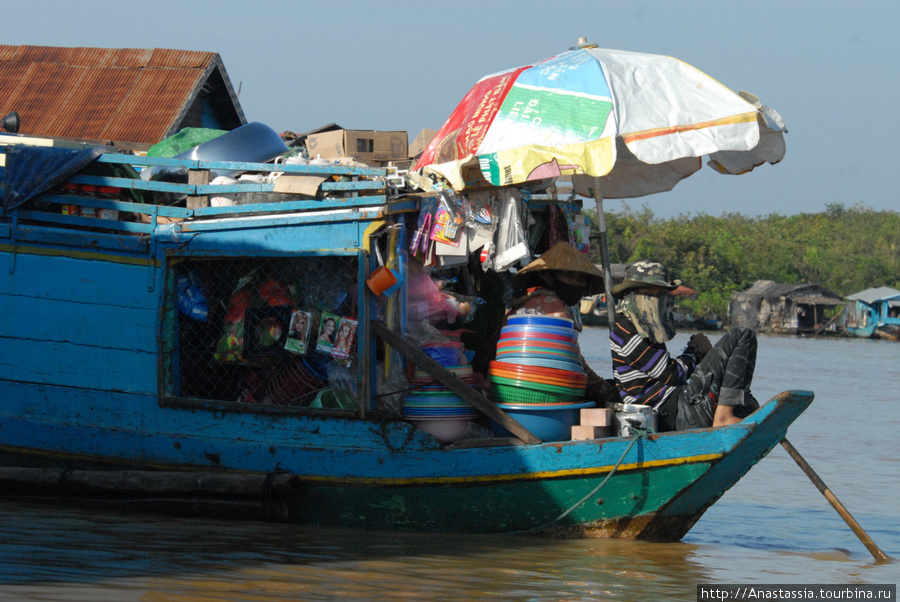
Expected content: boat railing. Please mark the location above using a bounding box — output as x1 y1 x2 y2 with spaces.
1 148 403 237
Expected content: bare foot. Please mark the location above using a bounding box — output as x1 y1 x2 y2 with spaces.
713 405 742 427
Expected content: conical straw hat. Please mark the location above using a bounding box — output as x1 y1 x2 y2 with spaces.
513 242 605 295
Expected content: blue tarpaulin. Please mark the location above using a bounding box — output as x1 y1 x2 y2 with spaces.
2 145 105 210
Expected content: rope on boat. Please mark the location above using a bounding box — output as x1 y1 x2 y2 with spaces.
510 426 651 535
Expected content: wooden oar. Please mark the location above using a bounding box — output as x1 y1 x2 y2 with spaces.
371 320 541 445
780 438 892 563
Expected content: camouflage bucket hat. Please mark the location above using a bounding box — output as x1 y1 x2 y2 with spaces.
610 260 680 298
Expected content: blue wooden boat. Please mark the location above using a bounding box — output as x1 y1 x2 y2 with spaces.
0 133 814 540
842 287 900 340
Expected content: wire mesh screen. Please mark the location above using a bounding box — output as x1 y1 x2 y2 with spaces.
168 254 362 408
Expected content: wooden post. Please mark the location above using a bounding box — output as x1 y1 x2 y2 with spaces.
187 168 210 209
594 187 616 328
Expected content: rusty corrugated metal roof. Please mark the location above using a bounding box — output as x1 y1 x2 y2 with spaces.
0 45 245 145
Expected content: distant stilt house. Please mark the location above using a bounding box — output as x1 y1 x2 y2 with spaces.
841 287 900 339
729 280 844 334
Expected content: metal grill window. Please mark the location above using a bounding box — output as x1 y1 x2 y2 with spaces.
164 254 361 409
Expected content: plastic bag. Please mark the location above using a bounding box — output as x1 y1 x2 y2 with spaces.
176 270 209 321
214 289 252 362
441 291 485 323
563 204 591 254
376 362 408 416
430 191 468 247
309 363 358 409
482 188 532 272
213 274 295 363
406 321 467 367
464 190 492 226
407 258 455 324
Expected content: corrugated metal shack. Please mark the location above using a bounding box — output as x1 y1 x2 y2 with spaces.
729 280 844 334
0 45 246 150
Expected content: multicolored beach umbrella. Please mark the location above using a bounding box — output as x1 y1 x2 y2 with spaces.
415 39 787 325
414 41 786 197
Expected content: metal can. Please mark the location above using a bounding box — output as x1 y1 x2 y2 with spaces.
612 403 658 437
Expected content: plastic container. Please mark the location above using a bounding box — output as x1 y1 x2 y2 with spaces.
366 265 398 296
488 369 587 390
409 418 471 444
421 344 465 367
495 344 581 358
495 352 583 368
496 338 579 351
141 122 289 181
499 330 578 344
412 364 473 381
489 379 583 404
511 356 584 373
489 401 596 442
500 325 579 339
265 360 326 406
506 315 574 329
402 407 479 418
490 360 587 382
98 186 121 200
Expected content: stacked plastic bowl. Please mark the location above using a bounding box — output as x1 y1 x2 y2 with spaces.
495 315 584 373
490 315 587 402
488 315 591 441
403 345 479 443
403 364 479 421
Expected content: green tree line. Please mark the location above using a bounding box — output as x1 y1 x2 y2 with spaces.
583 204 900 319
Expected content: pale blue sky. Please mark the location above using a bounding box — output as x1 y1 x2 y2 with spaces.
4 1 897 218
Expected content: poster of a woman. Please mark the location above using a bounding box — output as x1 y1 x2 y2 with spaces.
284 309 311 354
316 313 339 354
330 318 357 360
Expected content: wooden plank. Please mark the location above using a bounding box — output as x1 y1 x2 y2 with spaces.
0 337 157 392
371 320 541 445
186 168 210 209
94 153 388 177
2 251 156 307
0 291 156 347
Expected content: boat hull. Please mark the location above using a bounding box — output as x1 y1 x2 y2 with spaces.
0 143 814 540
0 391 813 540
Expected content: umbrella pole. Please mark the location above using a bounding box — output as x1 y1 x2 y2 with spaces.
594 189 616 328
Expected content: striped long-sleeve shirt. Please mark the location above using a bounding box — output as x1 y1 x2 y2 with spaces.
609 312 699 410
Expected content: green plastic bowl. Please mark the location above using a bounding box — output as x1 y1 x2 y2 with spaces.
489 379 583 404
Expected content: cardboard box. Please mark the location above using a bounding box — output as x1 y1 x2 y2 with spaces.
409 128 438 158
386 159 414 171
571 425 613 440
305 129 408 163
580 408 614 427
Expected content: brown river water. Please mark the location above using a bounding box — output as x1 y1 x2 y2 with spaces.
1 330 898 600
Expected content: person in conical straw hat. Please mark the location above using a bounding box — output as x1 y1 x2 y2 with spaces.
493 242 617 404
609 260 760 430
511 241 606 306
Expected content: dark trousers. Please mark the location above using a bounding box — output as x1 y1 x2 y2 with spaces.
665 327 759 431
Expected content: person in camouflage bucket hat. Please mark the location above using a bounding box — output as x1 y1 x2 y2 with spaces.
612 260 681 344
611 260 680 297
609 260 760 431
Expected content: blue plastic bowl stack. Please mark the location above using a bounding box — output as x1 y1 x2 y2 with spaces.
495 315 584 373
402 345 479 421
488 315 594 440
